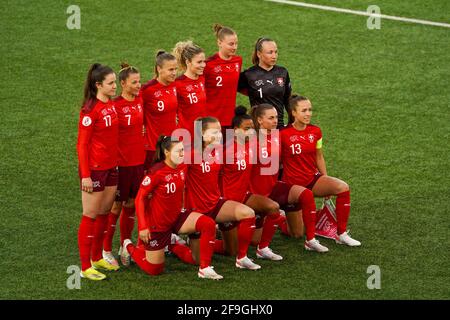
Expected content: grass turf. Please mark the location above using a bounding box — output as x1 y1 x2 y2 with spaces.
0 0 449 299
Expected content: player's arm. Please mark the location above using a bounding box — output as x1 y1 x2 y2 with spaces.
135 175 157 243
237 71 249 96
316 139 327 176
76 110 96 192
283 71 292 114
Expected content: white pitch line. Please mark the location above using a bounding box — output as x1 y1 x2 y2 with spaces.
266 0 450 29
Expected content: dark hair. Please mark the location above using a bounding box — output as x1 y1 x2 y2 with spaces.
82 63 114 111
288 94 310 124
194 116 220 150
172 40 204 71
252 37 275 65
250 103 276 131
213 23 236 40
154 50 176 78
232 105 252 128
153 135 180 164
118 62 139 82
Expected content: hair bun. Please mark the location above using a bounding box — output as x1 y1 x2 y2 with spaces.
235 105 247 116
120 62 130 69
156 50 166 57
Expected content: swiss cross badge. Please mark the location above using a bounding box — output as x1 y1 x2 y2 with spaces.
277 77 284 86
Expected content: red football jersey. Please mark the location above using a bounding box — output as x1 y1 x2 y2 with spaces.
249 133 281 197
77 99 119 178
221 139 253 202
114 95 145 167
204 54 242 127
281 124 322 187
135 162 187 232
141 79 178 151
175 75 207 136
185 148 222 213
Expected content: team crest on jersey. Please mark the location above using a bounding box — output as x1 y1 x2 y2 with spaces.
165 174 173 182
186 85 193 92
142 176 151 186
112 106 116 113
214 66 222 73
308 134 315 143
277 77 284 87
290 135 300 142
82 116 92 127
137 104 142 112
235 63 239 72
154 90 162 98
180 171 185 180
255 80 264 86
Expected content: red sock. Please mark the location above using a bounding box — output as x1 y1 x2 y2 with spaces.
91 214 108 262
120 207 135 244
299 189 316 241
259 212 280 249
336 191 351 235
169 243 196 265
237 217 256 259
278 215 289 235
78 215 95 271
213 239 226 255
126 243 164 275
195 215 216 269
103 212 119 252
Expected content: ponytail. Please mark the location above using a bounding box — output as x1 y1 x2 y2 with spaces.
172 40 204 71
288 94 309 124
213 23 236 40
82 63 114 112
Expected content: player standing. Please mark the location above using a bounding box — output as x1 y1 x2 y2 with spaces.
281 95 361 246
173 41 207 138
76 63 120 281
101 63 145 267
141 51 178 172
122 136 223 280
204 24 242 135
239 38 292 128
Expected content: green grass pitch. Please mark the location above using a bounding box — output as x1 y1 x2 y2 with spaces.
1 0 449 299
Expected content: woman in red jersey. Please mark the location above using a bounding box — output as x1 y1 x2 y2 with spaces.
281 95 361 247
250 103 329 253
121 136 223 280
218 106 283 261
141 51 178 172
172 40 207 138
204 24 242 135
101 63 145 268
185 116 261 270
76 63 120 281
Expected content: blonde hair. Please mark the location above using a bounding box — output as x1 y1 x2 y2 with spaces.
172 40 204 71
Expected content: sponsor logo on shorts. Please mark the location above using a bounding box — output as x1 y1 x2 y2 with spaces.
92 180 100 188
149 240 158 247
82 116 92 126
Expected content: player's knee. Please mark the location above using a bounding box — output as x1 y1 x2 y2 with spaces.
268 201 280 213
337 182 350 194
237 205 255 220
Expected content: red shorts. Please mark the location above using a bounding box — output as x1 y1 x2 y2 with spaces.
79 167 118 192
269 181 301 212
145 209 192 251
305 172 323 190
116 165 145 202
144 150 156 171
190 198 228 239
